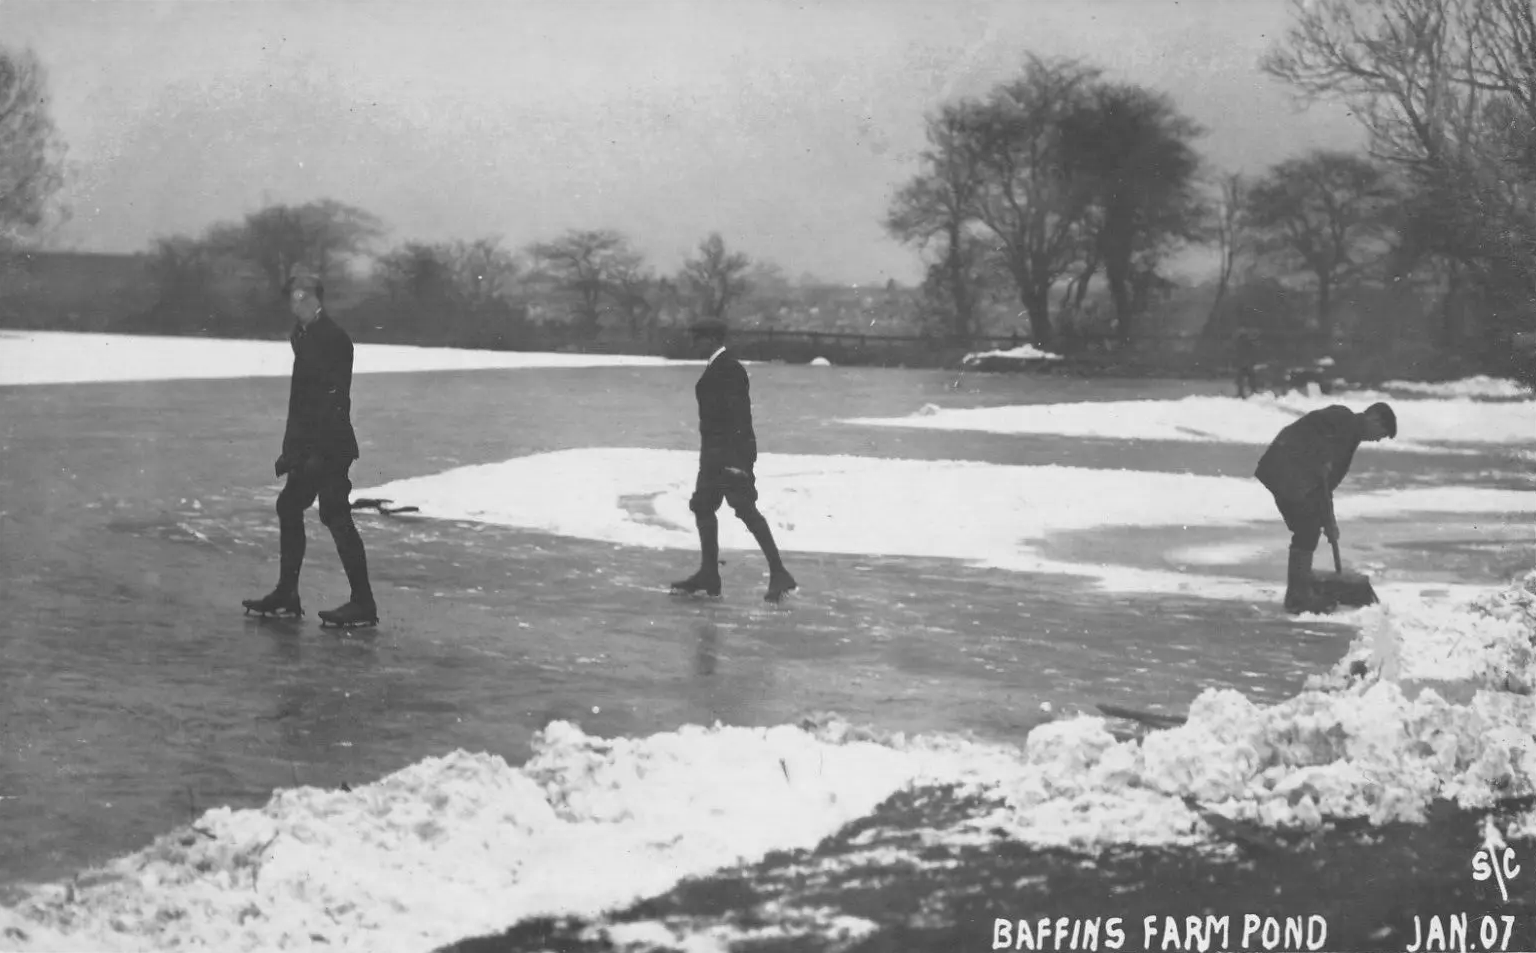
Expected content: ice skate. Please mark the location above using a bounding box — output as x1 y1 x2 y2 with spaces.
670 569 722 598
318 599 378 629
764 568 797 603
242 588 303 619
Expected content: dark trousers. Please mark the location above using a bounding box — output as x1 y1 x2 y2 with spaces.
275 458 373 604
689 449 762 521
686 448 785 575
1272 489 1326 553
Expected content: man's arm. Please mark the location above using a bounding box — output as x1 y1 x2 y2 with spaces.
320 329 353 430
1322 462 1339 543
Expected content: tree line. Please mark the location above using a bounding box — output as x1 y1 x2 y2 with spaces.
886 0 1536 371
135 201 764 347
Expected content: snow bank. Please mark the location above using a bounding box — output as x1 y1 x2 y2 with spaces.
6 576 1536 951
354 447 1536 596
1380 375 1532 400
809 356 832 367
0 719 1023 953
971 573 1536 850
0 331 678 386
847 391 1536 449
961 343 1064 366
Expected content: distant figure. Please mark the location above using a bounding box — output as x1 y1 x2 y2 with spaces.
1255 403 1396 613
670 318 798 602
243 271 378 628
1233 328 1261 398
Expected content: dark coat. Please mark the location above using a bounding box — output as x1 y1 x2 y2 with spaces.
282 311 360 463
695 348 756 464
1254 405 1363 501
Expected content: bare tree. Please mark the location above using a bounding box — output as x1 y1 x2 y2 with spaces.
967 56 1101 351
446 237 521 309
608 254 657 338
1206 172 1249 326
886 104 986 340
680 232 752 322
1262 0 1536 343
1060 81 1208 340
210 200 384 299
1244 150 1399 339
0 45 65 248
529 229 644 334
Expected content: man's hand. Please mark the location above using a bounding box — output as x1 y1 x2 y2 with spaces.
274 455 291 478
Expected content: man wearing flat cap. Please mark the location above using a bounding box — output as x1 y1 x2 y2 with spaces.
671 318 798 602
243 269 379 628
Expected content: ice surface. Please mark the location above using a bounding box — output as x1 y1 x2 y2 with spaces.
847 391 1536 448
355 447 1536 596
0 331 680 385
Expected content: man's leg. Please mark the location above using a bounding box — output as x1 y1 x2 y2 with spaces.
1276 493 1326 613
244 471 318 615
317 463 377 623
724 468 796 602
672 463 724 595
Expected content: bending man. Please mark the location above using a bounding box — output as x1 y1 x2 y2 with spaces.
1255 402 1395 613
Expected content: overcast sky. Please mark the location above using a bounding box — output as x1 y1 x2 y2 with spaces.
6 0 1362 285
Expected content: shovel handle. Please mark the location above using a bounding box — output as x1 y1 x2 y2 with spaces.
1331 537 1343 575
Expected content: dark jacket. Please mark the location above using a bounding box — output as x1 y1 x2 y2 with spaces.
695 348 756 464
1254 405 1362 501
282 311 360 463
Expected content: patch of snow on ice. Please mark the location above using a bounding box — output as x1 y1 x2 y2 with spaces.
1381 376 1531 400
354 448 1536 597
961 344 1064 365
846 391 1536 449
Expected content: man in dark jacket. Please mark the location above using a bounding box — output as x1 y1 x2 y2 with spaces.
243 272 378 627
1255 402 1396 613
671 319 797 602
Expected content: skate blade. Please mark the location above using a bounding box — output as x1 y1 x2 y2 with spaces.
244 607 304 619
669 588 722 599
764 585 798 604
319 618 378 629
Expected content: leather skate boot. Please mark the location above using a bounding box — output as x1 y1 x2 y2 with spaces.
244 534 304 617
320 520 378 627
1283 547 1335 615
243 588 303 618
743 513 796 603
672 514 722 596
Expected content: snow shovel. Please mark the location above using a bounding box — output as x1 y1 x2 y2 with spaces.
1313 536 1378 608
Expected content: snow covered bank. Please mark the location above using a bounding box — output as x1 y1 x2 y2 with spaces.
1380 375 1531 400
0 331 678 385
5 576 1535 951
0 720 1023 953
847 391 1536 449
354 447 1536 596
981 574 1536 850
